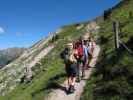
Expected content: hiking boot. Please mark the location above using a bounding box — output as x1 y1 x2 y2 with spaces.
71 85 75 91
70 85 75 93
67 85 72 93
68 85 75 93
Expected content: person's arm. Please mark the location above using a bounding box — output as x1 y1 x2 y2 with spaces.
74 49 79 59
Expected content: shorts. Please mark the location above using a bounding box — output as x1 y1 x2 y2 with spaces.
65 63 77 77
77 57 84 64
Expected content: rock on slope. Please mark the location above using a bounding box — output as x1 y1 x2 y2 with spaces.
0 33 56 95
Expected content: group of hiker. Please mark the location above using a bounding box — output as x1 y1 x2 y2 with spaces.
61 32 100 94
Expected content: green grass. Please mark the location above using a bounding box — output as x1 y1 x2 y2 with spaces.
80 72 96 100
81 0 133 100
0 23 88 100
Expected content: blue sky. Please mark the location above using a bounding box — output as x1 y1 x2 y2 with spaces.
0 0 120 49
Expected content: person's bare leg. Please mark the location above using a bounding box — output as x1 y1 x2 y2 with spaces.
82 64 85 78
67 77 70 87
71 77 76 86
85 59 89 69
67 76 74 93
68 77 72 86
85 57 89 67
76 64 80 82
68 76 73 92
71 76 76 91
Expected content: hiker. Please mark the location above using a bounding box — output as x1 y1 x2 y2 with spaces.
88 38 100 68
60 43 78 93
82 35 90 78
75 40 84 82
89 38 96 56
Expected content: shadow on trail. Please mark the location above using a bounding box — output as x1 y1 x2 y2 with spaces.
45 73 67 93
46 82 67 93
31 73 67 97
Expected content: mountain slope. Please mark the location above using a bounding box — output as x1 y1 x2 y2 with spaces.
1 1 132 100
81 0 133 100
0 33 56 96
0 23 92 100
0 48 26 68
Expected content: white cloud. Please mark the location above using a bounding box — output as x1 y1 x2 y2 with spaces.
0 27 5 34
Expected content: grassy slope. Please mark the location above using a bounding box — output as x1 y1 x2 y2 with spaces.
0 23 88 100
81 0 133 100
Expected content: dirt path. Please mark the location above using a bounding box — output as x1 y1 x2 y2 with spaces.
28 45 54 68
46 68 93 100
45 45 100 100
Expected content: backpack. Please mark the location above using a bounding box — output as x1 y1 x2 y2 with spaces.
60 48 69 59
77 46 83 58
60 48 73 64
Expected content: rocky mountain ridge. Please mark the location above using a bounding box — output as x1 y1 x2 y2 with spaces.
0 32 58 95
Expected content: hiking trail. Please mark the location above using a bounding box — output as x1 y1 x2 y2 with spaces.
45 45 100 100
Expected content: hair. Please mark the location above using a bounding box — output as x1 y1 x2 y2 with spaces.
83 40 88 45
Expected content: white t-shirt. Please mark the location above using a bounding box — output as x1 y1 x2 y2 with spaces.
89 41 96 54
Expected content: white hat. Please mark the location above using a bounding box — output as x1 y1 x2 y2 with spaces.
66 43 73 46
83 35 89 40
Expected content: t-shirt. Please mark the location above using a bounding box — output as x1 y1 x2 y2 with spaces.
83 45 89 57
89 42 96 54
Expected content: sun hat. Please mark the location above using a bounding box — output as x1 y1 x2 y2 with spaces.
82 35 89 40
66 43 73 46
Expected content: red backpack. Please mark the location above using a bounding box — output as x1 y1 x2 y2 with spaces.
77 46 83 58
